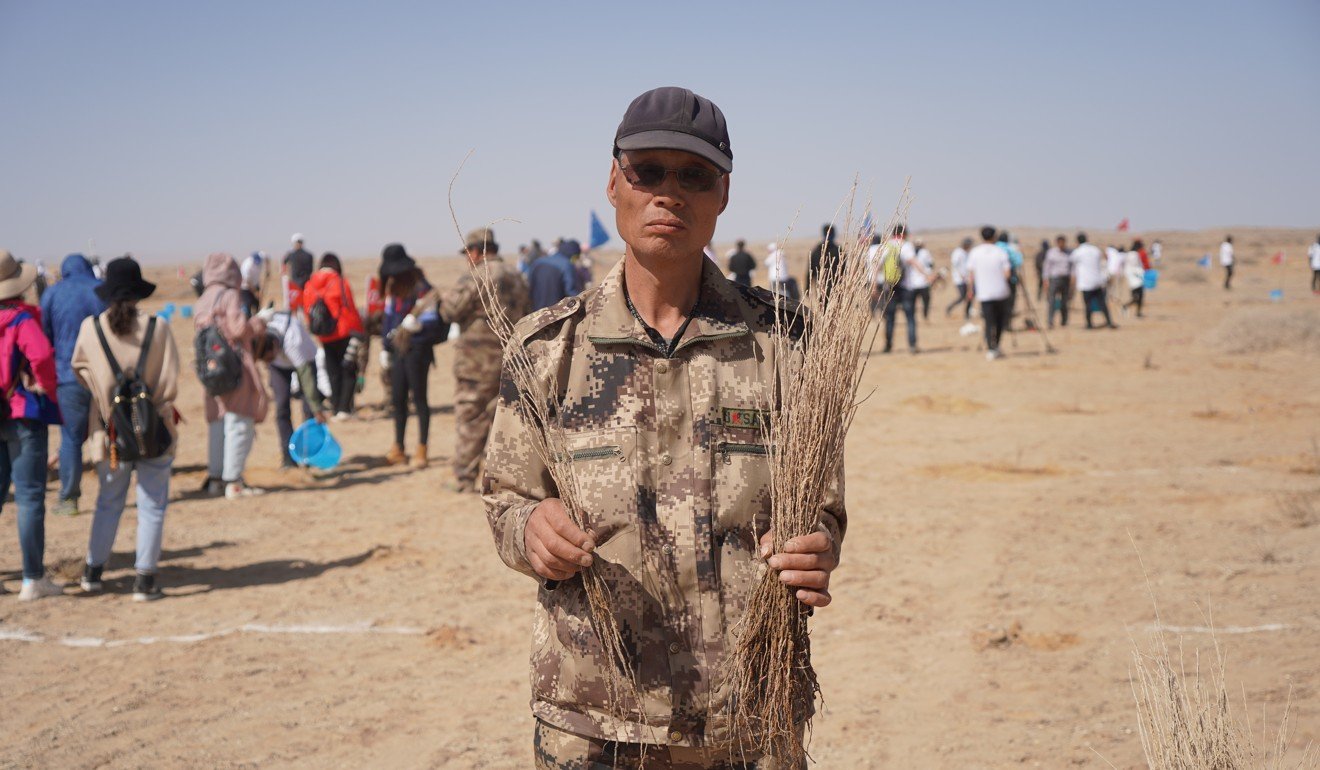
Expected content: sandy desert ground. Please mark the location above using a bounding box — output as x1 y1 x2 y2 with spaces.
2 226 1318 769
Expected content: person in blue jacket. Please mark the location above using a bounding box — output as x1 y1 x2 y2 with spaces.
40 253 105 516
527 238 582 311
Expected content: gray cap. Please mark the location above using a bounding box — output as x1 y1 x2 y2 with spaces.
614 87 732 173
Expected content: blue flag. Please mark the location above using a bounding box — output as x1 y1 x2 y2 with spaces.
1196 254 1211 268
589 210 611 249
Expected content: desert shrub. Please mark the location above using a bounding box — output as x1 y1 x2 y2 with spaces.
1204 309 1320 355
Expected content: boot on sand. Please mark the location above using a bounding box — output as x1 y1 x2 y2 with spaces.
385 444 407 466
411 444 429 469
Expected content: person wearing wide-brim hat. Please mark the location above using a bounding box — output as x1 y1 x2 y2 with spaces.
70 256 181 601
0 249 64 601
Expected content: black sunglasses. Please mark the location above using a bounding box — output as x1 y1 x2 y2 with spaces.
617 158 723 193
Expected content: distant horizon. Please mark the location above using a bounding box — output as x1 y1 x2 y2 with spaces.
26 222 1316 270
4 1 1317 265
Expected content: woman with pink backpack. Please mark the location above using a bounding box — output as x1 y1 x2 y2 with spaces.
0 250 62 601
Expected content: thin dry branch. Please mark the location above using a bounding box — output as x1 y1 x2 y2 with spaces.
446 153 648 732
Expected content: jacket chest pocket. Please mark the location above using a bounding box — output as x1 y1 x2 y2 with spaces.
712 427 773 534
562 426 638 548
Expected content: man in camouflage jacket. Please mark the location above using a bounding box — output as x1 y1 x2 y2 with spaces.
484 87 845 768
443 228 531 491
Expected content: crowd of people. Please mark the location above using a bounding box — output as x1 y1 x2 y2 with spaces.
0 226 534 601
0 250 178 601
3 221 1315 604
516 237 595 311
724 224 1167 360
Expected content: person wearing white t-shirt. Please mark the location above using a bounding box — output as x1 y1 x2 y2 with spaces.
765 241 798 300
1069 232 1116 329
1220 235 1235 290
905 239 935 320
966 226 1012 360
893 233 931 352
894 230 920 352
1121 240 1150 318
1309 234 1320 293
946 238 973 318
1105 245 1125 305
1042 234 1073 328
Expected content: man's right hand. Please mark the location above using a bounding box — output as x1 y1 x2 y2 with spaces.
524 498 596 581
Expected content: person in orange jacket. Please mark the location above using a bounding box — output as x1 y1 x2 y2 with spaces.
301 253 365 420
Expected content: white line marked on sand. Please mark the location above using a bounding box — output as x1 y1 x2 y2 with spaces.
1149 623 1304 635
0 622 427 648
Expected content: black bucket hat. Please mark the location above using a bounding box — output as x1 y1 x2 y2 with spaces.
379 243 417 279
95 257 156 303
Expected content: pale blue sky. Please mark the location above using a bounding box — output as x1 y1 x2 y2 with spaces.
2 0 1317 264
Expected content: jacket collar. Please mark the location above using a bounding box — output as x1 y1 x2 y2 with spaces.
585 256 749 353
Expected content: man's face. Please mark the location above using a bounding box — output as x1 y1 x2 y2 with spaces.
606 148 729 264
464 246 486 266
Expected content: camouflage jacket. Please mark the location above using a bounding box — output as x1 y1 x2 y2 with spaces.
483 258 847 748
441 255 531 381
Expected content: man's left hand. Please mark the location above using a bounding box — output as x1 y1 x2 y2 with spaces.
760 528 837 609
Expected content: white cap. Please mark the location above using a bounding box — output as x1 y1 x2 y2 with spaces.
291 233 304 244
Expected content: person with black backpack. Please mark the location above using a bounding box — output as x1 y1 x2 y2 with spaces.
70 257 180 601
301 253 365 419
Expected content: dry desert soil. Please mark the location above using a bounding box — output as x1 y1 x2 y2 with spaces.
2 226 1318 768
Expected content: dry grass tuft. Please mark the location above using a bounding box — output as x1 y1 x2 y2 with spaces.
725 185 906 764
1171 269 1209 285
1276 491 1318 529
1131 628 1317 769
1130 539 1317 769
1205 309 1320 356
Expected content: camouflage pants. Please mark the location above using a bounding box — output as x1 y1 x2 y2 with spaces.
452 376 500 483
534 720 785 770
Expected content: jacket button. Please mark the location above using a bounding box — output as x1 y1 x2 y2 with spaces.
660 453 672 466
661 543 673 555
668 642 681 654
669 730 683 742
656 361 669 374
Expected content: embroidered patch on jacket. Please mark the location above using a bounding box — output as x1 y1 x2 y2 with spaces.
721 407 770 430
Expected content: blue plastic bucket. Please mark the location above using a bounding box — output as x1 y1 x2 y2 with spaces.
1143 270 1159 290
289 420 342 469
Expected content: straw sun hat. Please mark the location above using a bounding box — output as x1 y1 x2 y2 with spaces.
0 250 38 300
